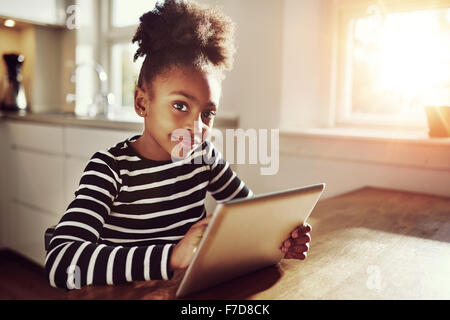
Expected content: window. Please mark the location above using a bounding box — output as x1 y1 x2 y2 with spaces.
334 1 450 127
110 42 143 109
103 0 159 113
112 0 160 27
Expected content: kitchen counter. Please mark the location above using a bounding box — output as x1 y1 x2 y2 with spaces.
0 110 239 131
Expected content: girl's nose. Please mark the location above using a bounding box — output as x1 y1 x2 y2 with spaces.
185 114 205 142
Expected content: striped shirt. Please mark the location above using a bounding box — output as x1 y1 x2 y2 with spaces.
45 135 253 289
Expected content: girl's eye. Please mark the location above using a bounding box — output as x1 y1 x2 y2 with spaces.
202 111 216 120
173 102 188 112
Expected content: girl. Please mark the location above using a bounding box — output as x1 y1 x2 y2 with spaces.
45 0 311 289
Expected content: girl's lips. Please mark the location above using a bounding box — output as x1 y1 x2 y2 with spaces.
172 135 201 149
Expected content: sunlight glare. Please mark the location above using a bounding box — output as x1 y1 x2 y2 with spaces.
352 8 450 121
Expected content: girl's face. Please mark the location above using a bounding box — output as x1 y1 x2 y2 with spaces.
134 65 221 161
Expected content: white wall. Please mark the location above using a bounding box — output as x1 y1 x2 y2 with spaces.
280 0 334 129
32 26 63 112
204 0 284 130
246 139 450 200
210 0 334 130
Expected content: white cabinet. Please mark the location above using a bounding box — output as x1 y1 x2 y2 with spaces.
9 122 64 154
13 201 59 265
9 122 65 216
0 122 10 248
4 202 19 252
14 149 65 216
64 157 88 207
0 0 66 26
64 127 140 158
64 127 140 205
6 121 65 265
4 122 141 266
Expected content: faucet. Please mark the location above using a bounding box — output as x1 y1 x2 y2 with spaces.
66 62 115 117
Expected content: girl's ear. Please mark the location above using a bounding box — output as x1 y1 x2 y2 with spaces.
134 86 148 117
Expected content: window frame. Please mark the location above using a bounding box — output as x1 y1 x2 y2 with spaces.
99 0 148 115
332 0 450 129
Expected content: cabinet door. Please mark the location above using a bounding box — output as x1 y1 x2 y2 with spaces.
9 122 64 155
2 202 16 250
13 149 65 217
64 127 141 159
0 122 9 247
13 201 59 267
64 157 90 207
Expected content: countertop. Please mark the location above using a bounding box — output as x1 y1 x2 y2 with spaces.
0 110 239 131
61 186 450 300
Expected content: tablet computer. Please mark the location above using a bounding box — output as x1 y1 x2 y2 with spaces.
176 183 326 298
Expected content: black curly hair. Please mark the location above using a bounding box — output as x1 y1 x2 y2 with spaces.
132 0 236 94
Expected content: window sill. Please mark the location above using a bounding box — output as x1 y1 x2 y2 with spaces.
280 126 450 146
279 126 450 171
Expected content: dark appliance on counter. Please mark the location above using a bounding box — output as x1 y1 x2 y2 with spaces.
0 53 27 111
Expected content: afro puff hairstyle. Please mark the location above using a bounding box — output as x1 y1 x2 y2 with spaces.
132 0 236 90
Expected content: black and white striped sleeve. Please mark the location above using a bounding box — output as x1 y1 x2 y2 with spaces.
45 151 174 289
206 142 254 203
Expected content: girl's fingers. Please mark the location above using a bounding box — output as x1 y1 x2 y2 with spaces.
291 223 312 238
292 233 311 244
283 224 312 252
280 240 290 252
193 215 212 228
202 215 213 224
285 251 307 260
192 224 208 242
296 223 311 235
291 244 309 253
299 223 312 234
294 252 307 260
283 240 310 256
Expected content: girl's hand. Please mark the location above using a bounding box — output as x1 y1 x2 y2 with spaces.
280 223 311 260
169 215 212 271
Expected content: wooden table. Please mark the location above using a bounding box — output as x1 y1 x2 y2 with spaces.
66 187 450 300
